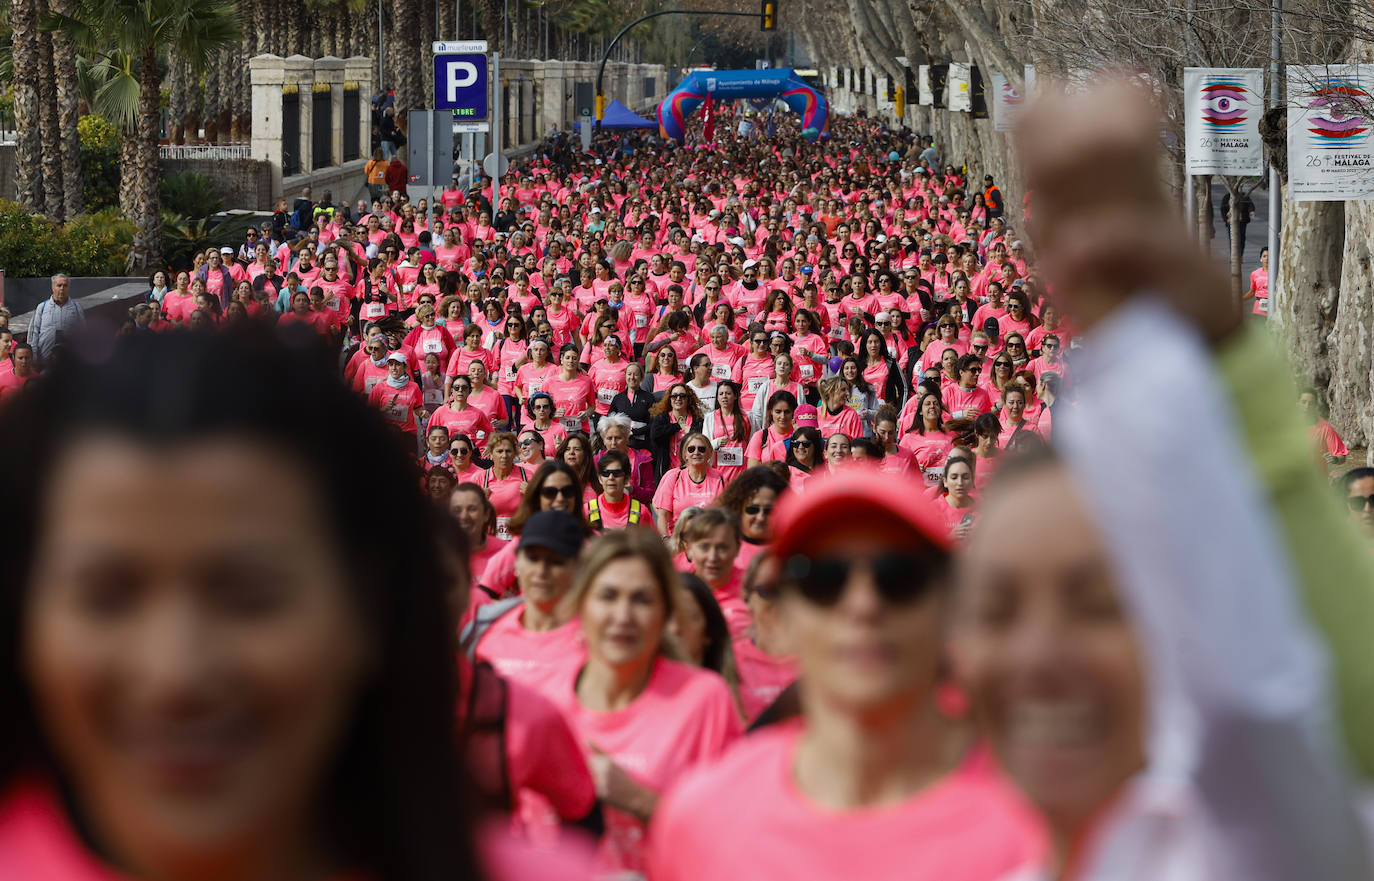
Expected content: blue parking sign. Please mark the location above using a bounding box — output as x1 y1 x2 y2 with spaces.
434 53 487 117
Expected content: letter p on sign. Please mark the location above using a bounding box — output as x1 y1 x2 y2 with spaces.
433 53 488 116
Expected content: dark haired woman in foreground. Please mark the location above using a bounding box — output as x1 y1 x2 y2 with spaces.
0 328 579 881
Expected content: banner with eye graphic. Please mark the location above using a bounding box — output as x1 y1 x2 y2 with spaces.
1288 65 1374 201
1184 68 1265 176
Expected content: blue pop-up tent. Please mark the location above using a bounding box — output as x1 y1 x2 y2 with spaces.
573 99 657 130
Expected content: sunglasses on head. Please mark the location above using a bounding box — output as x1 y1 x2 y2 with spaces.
539 485 580 501
783 552 941 607
1348 494 1374 511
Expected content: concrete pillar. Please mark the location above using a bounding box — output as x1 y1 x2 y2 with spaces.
284 55 314 178
249 54 286 202
344 56 374 161
317 56 345 168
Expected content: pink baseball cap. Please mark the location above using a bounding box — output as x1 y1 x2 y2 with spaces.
772 469 950 560
794 404 819 428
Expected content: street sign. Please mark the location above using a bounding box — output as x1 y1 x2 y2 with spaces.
453 120 490 133
432 40 488 53
407 108 456 190
482 151 509 179
434 53 488 117
580 109 592 151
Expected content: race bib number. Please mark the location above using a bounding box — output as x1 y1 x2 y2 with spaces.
495 516 512 541
503 365 516 381
635 313 648 328
562 416 583 432
718 446 744 467
382 404 408 423
597 387 617 405
363 302 385 318
747 376 767 395
799 363 815 380
711 362 731 380
1257 297 1269 315
423 388 443 405
529 379 544 395
828 325 843 338
326 296 340 310
422 339 443 354
923 465 945 487
365 376 382 393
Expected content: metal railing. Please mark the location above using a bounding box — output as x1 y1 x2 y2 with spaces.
158 143 253 160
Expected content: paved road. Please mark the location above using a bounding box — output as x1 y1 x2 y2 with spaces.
1203 180 1271 269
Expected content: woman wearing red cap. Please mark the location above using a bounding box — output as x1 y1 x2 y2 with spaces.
648 469 1043 881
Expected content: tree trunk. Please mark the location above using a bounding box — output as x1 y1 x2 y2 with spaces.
1275 190 1343 392
168 59 188 145
1223 177 1244 307
37 29 66 220
1327 199 1374 450
388 0 422 114
204 51 222 143
1193 175 1213 246
479 0 501 51
438 0 455 44
129 47 166 272
48 0 84 219
9 0 46 213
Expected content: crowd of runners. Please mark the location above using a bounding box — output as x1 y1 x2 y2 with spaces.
2 80 1374 881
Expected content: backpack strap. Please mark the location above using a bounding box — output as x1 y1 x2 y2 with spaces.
462 661 512 811
586 497 602 530
459 595 523 658
628 499 643 524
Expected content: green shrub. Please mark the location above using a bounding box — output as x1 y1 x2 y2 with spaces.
64 208 136 276
78 114 121 213
0 200 70 277
0 200 134 278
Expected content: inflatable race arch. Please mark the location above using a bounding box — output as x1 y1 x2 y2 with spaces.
658 68 829 142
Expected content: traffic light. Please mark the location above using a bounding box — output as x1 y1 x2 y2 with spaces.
760 0 777 30
595 93 607 121
895 86 905 118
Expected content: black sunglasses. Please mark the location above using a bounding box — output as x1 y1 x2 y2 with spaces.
450 446 471 456
539 485 580 501
1348 494 1374 511
685 445 711 454
598 467 626 478
791 440 812 449
744 504 774 516
783 552 942 606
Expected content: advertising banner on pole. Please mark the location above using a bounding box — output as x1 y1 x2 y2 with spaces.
991 72 1024 132
918 65 932 106
948 63 971 112
1288 65 1374 201
1183 68 1264 175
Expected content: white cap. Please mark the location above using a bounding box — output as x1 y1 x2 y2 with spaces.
742 259 758 270
708 209 722 219
386 352 408 365
219 246 235 255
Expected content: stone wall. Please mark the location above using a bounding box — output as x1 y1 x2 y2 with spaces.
162 157 276 211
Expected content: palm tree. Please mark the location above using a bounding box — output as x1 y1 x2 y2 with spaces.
10 0 46 212
44 0 241 271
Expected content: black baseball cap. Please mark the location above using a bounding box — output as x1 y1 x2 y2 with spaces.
518 510 584 559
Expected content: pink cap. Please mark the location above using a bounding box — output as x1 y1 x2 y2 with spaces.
794 404 819 428
772 469 950 560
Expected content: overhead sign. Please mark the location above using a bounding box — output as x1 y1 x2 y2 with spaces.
434 53 488 117
1288 64 1374 201
948 63 971 112
453 120 490 133
1184 68 1264 175
432 40 488 53
991 72 1024 133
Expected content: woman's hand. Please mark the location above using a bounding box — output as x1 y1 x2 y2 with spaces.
588 743 659 822
1016 79 1238 345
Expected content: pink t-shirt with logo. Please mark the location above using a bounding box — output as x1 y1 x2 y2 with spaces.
546 657 743 876
647 723 1045 881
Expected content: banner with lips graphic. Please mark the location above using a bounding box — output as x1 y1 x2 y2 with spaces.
1288 65 1374 201
1184 68 1265 176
